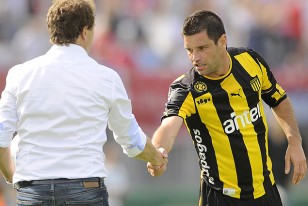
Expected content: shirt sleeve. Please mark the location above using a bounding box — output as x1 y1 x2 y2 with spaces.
107 72 146 157
249 49 287 107
0 68 18 147
162 76 195 121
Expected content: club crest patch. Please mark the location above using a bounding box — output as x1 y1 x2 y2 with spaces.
250 76 261 92
194 81 207 92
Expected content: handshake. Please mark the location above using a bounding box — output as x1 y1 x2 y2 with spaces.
147 147 168 177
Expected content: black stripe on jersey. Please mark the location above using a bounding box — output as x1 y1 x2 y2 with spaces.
186 109 223 190
231 57 272 195
206 77 254 199
175 71 224 190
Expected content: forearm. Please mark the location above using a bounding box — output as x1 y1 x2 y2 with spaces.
273 98 307 184
146 116 182 177
0 147 14 183
152 127 175 153
272 98 302 143
152 116 183 153
134 137 163 165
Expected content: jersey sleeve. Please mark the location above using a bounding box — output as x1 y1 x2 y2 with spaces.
161 75 196 121
249 49 287 107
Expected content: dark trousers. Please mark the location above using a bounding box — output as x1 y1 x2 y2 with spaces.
14 177 109 206
198 181 283 206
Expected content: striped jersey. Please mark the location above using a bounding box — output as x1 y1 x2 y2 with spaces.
162 47 287 199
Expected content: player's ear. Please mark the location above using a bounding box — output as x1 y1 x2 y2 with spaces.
218 34 227 48
80 26 88 40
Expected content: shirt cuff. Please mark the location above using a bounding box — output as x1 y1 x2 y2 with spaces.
122 128 147 158
0 132 13 147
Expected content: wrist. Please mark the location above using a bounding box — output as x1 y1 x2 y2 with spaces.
287 135 302 145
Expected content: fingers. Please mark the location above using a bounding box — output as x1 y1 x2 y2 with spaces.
285 144 307 185
158 147 168 165
147 162 161 170
158 147 168 158
285 154 291 174
147 147 168 176
147 164 167 177
291 160 307 185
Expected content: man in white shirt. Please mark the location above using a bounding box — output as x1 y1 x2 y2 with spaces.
0 0 167 205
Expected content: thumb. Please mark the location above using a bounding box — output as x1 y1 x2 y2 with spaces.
285 154 291 174
158 147 168 158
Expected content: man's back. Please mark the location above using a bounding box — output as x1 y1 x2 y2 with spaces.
0 2 167 205
10 44 120 182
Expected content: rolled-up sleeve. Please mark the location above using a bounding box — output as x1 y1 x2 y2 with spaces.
0 69 18 147
107 73 147 157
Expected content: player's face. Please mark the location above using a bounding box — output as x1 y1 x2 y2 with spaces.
183 31 227 78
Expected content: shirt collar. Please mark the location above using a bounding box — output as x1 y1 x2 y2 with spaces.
47 44 89 58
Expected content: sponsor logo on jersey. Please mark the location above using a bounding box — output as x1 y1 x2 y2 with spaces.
196 97 211 105
193 128 215 185
223 104 261 134
194 81 207 92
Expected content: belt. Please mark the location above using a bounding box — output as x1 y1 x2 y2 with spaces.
14 177 104 189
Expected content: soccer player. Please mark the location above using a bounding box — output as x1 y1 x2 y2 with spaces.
0 0 166 205
147 10 307 206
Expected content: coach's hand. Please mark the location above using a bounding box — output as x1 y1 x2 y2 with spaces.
147 148 168 177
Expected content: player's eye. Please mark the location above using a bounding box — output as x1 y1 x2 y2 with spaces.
198 46 206 51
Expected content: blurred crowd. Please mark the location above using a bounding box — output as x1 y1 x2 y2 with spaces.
0 0 308 205
1 0 308 80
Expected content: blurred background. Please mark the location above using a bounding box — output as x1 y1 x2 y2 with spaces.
0 0 307 205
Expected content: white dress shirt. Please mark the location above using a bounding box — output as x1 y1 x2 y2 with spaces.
0 44 147 183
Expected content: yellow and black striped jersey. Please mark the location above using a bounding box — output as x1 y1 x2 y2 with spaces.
162 47 287 200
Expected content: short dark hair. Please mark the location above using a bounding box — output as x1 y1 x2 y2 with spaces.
182 10 225 44
47 0 95 45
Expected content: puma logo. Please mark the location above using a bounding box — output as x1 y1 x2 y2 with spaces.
230 89 242 98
